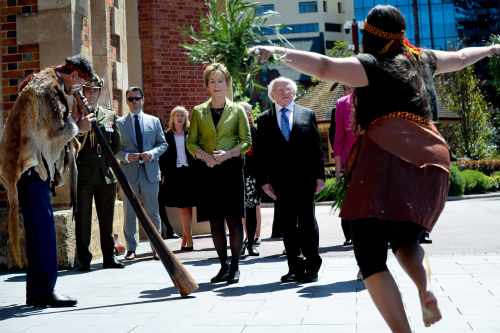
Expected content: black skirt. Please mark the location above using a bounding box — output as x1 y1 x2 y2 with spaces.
196 157 245 221
162 166 196 208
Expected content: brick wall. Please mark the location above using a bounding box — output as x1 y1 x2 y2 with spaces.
0 0 39 114
138 0 207 125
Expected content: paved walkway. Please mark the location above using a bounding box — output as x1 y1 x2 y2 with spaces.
1 198 499 332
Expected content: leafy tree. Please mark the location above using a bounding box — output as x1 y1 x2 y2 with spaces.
488 35 500 152
489 35 500 94
436 67 493 159
326 40 353 58
181 0 285 100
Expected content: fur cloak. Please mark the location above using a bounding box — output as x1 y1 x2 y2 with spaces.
0 67 79 267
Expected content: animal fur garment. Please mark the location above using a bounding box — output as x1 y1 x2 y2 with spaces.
0 67 79 268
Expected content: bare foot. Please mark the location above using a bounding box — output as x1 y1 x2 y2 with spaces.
421 291 442 327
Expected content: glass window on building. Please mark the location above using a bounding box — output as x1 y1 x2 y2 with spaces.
323 1 328 12
354 0 458 50
299 1 318 13
325 23 342 32
256 4 275 16
282 23 320 34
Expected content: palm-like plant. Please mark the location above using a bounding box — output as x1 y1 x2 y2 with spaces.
182 0 288 100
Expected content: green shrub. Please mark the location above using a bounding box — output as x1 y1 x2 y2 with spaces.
491 171 500 191
315 178 336 202
449 164 465 196
461 169 496 194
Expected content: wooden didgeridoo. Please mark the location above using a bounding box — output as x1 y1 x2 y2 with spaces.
75 90 198 296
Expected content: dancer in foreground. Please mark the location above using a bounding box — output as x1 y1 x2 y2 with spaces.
251 5 499 332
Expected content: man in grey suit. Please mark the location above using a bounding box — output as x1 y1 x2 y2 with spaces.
117 86 167 260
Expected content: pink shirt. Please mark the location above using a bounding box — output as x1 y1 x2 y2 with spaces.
333 94 357 166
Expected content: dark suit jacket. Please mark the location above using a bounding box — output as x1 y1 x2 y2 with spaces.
159 129 195 176
255 104 325 197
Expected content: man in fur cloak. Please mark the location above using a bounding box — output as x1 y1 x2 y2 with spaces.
0 55 96 307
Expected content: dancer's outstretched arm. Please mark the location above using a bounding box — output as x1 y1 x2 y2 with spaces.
250 46 368 87
433 44 500 74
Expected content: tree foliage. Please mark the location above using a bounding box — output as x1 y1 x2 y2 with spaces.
489 34 500 94
181 0 284 100
436 67 493 159
326 40 353 58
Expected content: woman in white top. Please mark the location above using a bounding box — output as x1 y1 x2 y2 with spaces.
159 106 196 251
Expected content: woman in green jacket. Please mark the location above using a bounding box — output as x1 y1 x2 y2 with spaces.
187 63 251 284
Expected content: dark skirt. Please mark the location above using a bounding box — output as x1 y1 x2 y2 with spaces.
196 157 245 221
340 135 449 231
162 166 196 208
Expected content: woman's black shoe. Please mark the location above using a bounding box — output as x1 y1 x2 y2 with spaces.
227 269 240 284
247 244 260 256
210 265 229 283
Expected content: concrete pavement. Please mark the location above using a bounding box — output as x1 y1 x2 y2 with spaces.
1 197 499 332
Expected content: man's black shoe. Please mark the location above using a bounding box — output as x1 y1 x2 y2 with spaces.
27 292 77 308
103 257 125 269
280 271 302 283
300 272 319 283
76 264 91 272
166 233 180 239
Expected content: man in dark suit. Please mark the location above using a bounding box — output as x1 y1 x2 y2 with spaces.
75 75 124 271
255 76 325 283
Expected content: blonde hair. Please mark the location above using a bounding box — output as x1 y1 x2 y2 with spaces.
203 63 231 88
168 106 190 131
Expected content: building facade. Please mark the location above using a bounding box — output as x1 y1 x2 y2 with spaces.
354 0 459 50
256 0 354 81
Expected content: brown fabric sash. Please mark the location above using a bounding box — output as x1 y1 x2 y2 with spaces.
366 117 450 173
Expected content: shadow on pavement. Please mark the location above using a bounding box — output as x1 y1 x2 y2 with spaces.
319 245 353 253
0 296 186 320
182 254 286 267
213 281 302 297
297 279 365 298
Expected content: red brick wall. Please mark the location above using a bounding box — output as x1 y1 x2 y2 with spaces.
138 0 207 126
0 0 39 114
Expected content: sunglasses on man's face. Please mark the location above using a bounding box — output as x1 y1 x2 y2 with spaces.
127 96 143 102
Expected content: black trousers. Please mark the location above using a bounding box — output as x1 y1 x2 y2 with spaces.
75 182 117 266
18 170 58 301
276 190 321 274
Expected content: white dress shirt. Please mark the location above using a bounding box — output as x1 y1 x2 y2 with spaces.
126 109 148 163
174 133 189 167
275 101 294 132
130 109 144 135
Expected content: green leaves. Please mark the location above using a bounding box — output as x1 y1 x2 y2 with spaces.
181 0 285 101
436 67 493 159
489 34 500 94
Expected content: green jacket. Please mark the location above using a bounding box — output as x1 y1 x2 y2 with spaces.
76 105 121 185
187 98 251 156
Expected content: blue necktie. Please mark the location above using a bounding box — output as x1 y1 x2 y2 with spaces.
280 108 290 141
134 114 143 153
